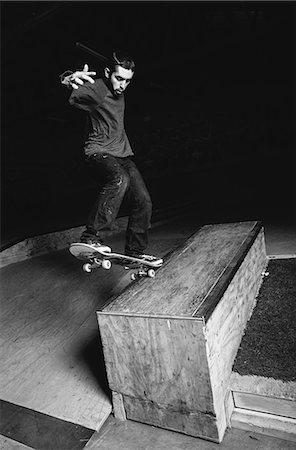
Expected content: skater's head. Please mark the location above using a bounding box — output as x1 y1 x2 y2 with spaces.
104 51 135 96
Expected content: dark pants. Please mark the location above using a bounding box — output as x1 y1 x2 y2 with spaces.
83 154 152 254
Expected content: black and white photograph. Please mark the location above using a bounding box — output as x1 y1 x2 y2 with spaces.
1 1 295 448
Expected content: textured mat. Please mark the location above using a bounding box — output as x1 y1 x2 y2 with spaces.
233 258 296 381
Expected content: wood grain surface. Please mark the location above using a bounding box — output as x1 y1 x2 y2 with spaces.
0 223 195 432
101 221 261 317
0 248 116 429
233 391 296 419
97 221 266 442
97 314 219 441
204 229 267 436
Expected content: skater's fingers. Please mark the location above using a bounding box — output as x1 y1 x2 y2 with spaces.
72 76 84 85
81 73 96 83
83 64 89 72
64 68 96 89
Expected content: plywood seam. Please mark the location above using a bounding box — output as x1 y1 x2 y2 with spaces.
122 394 217 417
126 418 220 444
268 254 296 260
97 311 205 321
231 407 296 424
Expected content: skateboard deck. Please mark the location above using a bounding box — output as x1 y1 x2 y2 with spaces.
69 243 163 280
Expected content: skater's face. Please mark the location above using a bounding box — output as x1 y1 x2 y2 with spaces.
105 65 134 96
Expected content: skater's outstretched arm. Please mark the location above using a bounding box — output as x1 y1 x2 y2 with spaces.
60 64 96 89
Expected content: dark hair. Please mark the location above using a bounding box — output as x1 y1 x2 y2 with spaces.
108 51 136 73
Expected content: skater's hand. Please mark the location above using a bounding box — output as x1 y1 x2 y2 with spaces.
61 64 96 89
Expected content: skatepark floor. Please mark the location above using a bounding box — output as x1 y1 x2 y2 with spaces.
0 212 295 450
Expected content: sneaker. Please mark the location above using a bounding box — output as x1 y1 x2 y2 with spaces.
80 234 111 252
126 252 163 265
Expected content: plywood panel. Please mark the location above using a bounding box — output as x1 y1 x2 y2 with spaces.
0 312 112 429
123 395 220 442
97 221 266 442
203 229 267 436
102 222 259 317
0 218 200 433
196 224 265 320
0 435 34 450
97 315 214 413
231 408 296 443
0 249 115 429
233 391 296 419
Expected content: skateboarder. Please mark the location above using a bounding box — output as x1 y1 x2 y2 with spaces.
60 51 161 263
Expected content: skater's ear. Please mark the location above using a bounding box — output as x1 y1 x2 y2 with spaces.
105 67 111 79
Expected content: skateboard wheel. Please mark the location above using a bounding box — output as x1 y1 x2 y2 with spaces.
83 263 92 273
102 259 111 270
131 273 137 281
147 269 156 278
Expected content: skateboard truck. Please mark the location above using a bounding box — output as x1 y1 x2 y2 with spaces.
83 257 111 273
70 243 163 280
83 258 157 280
126 267 156 280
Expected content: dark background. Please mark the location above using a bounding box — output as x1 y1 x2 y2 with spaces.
1 1 295 248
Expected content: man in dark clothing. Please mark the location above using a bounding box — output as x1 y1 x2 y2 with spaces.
60 52 161 262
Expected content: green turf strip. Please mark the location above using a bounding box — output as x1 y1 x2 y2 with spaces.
233 258 296 382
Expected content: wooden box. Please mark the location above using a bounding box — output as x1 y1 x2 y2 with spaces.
97 221 267 442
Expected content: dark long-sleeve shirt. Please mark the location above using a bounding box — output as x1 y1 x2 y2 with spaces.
69 78 133 158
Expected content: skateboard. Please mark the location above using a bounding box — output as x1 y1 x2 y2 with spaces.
69 243 163 280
